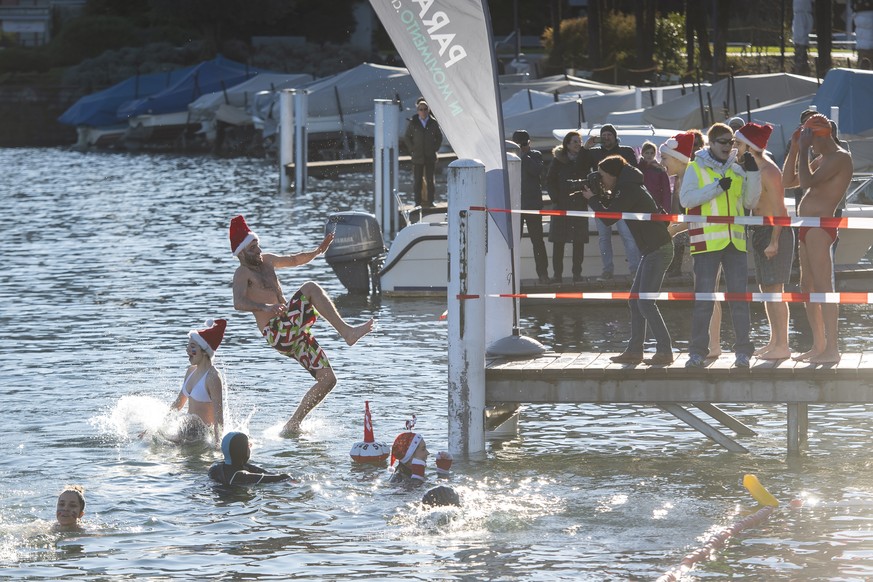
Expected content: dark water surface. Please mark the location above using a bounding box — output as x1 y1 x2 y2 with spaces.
2 148 873 580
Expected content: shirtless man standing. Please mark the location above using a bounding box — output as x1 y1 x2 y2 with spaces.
735 123 793 360
230 215 375 435
782 114 853 363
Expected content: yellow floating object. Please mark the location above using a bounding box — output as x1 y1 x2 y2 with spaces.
743 474 780 507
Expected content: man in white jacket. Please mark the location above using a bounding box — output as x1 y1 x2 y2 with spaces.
680 123 761 368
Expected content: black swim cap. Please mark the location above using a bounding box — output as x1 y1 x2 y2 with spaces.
421 485 460 508
222 432 250 466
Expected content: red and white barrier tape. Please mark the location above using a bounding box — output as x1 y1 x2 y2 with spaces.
458 292 873 304
469 206 873 230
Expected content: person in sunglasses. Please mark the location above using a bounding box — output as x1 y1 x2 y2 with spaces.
679 123 761 369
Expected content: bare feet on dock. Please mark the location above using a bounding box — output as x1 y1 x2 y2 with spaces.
809 350 841 364
754 344 773 357
342 318 375 346
792 346 825 362
756 347 792 360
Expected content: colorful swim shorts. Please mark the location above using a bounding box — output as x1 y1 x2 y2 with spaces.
262 290 331 377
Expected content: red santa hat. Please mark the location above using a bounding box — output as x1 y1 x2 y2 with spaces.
390 431 423 466
659 132 696 164
188 319 227 357
229 215 258 256
735 122 773 152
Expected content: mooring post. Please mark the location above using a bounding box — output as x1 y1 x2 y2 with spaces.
448 159 487 459
279 90 293 192
374 99 400 242
484 157 518 349
292 89 308 195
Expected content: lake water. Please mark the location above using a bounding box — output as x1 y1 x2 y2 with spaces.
2 147 873 580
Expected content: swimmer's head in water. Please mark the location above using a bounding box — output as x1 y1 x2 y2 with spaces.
421 485 460 508
390 431 423 467
56 485 85 527
803 113 832 137
221 432 250 466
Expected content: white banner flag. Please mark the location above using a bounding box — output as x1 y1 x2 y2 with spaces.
369 0 513 246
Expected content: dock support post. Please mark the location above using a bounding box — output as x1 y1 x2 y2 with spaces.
374 99 399 242
484 156 518 349
292 89 308 195
279 90 293 192
448 159 487 459
787 403 808 456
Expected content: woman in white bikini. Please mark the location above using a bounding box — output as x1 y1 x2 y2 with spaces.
169 319 227 444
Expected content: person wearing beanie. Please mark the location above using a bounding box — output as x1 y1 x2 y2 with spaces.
782 114 853 364
679 123 762 369
584 124 640 281
735 123 794 361
388 431 428 486
512 129 550 283
579 155 674 365
229 215 375 436
208 432 293 485
165 318 227 444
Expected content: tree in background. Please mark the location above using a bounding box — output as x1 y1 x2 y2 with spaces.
815 0 833 75
685 0 712 73
634 0 656 71
710 0 730 75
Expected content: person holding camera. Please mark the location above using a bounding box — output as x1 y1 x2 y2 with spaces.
679 123 761 369
546 131 591 283
579 155 674 365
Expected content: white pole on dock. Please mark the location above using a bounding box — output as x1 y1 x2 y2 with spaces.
830 106 840 136
483 157 519 349
293 89 309 195
279 90 293 192
635 86 642 109
374 99 400 242
447 159 487 459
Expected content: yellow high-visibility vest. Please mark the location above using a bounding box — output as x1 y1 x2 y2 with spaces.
686 161 746 254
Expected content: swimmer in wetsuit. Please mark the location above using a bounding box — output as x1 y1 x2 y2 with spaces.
208 432 293 485
169 319 227 444
229 215 375 436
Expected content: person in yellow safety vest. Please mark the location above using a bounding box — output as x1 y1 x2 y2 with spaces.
679 122 761 369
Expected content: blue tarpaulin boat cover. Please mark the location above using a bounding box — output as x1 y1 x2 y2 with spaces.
117 56 267 119
58 65 197 127
812 68 873 135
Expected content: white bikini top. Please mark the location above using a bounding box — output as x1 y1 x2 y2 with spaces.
181 370 211 403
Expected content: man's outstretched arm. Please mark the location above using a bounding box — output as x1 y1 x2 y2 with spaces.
271 232 334 269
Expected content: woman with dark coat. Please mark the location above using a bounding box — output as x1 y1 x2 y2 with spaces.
580 155 674 365
546 131 591 283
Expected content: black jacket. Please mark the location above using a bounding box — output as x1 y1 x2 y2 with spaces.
519 147 545 209
588 144 638 171
403 114 443 164
587 165 671 255
546 145 591 243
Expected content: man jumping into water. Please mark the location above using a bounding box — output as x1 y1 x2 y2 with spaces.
230 215 375 435
782 114 853 363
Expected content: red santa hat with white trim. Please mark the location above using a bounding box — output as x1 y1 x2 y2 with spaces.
390 431 423 466
188 319 227 357
735 122 773 153
659 131 696 164
229 215 258 256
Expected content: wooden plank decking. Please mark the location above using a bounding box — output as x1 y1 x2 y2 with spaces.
485 352 873 453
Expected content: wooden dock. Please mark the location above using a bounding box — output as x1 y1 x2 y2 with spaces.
485 351 873 454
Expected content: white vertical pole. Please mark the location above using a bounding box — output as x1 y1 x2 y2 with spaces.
655 88 664 105
830 106 840 136
293 89 308 195
279 90 293 192
635 86 642 109
374 99 399 242
484 172 515 349
448 159 486 458
507 153 522 303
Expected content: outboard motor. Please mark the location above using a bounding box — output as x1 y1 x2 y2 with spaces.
324 211 385 294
